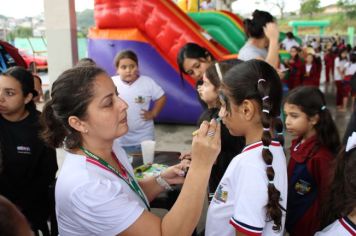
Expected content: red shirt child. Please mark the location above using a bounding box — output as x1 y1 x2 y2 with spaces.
288 47 305 90
303 54 320 86
287 136 334 236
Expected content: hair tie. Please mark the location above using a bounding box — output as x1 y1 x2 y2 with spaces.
263 146 269 149
277 132 284 135
258 78 266 84
266 164 273 167
263 128 270 132
262 109 270 114
215 63 223 81
321 105 326 111
268 180 274 185
262 96 269 101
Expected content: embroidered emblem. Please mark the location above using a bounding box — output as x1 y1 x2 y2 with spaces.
17 146 31 155
135 96 145 104
295 179 312 195
214 184 228 203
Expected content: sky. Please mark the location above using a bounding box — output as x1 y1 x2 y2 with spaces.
0 0 338 19
232 0 338 16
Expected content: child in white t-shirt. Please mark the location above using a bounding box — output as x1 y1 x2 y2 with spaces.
334 48 349 111
316 133 356 236
112 50 166 157
343 52 356 110
205 60 288 236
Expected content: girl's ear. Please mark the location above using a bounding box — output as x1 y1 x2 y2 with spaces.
240 99 256 121
310 114 320 126
24 93 33 105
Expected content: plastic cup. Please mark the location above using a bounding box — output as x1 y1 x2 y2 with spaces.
141 140 156 164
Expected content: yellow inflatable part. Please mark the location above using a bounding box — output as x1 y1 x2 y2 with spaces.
188 0 199 12
177 0 188 12
176 0 199 12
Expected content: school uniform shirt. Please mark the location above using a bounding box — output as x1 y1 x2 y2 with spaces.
0 110 58 226
315 217 356 236
286 136 334 236
112 75 165 146
288 57 305 89
205 141 288 236
56 141 148 236
303 62 320 86
334 57 348 81
344 62 356 77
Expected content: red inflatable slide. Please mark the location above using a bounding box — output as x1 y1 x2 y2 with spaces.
94 0 230 85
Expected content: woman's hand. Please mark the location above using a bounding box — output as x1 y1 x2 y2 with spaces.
160 160 190 185
191 119 221 168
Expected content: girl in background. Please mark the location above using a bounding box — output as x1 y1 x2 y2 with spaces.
284 86 341 236
0 66 58 235
287 46 304 90
342 52 356 111
303 53 320 87
197 60 245 195
205 60 288 236
335 48 349 111
324 48 335 83
112 50 166 157
177 43 215 108
317 132 356 235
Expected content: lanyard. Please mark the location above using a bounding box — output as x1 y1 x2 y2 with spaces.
80 146 150 210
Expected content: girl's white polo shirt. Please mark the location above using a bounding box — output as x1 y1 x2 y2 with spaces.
315 217 356 236
205 141 288 236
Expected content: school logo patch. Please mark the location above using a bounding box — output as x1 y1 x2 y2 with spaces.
17 146 31 155
135 96 145 104
295 179 312 195
213 184 228 203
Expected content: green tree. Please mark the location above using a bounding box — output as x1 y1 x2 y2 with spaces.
338 0 356 19
300 0 321 18
14 27 33 38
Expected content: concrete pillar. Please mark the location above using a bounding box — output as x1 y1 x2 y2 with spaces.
44 0 78 85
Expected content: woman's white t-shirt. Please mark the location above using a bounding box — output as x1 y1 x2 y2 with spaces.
205 141 288 236
55 141 147 236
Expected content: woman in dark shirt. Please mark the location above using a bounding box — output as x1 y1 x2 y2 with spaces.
0 66 58 235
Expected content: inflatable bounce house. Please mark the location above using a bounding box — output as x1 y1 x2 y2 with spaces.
88 0 297 124
88 0 233 124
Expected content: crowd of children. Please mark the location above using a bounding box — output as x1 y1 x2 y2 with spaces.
282 35 356 113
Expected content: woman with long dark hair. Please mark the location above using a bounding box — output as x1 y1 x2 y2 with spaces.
0 66 58 235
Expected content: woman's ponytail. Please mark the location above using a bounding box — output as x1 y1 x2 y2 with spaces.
40 100 67 148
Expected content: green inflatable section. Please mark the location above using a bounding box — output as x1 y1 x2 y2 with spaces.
189 12 246 53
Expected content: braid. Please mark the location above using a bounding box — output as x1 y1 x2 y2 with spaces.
257 79 283 231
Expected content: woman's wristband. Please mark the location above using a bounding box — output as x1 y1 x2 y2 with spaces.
154 173 173 191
